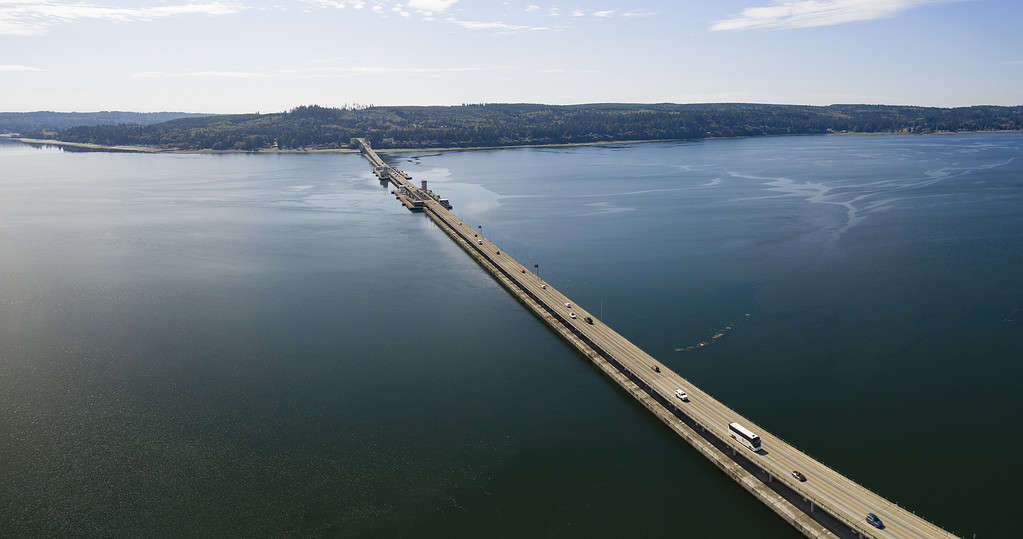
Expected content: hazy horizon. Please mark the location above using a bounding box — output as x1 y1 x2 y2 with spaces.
5 100 1023 116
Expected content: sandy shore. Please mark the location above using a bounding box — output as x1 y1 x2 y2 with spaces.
14 137 685 154
14 138 364 154
15 138 170 153
15 130 1022 155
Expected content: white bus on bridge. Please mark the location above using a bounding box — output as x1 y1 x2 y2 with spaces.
728 422 762 452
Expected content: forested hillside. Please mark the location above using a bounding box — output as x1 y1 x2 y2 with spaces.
28 103 1023 150
1 111 211 134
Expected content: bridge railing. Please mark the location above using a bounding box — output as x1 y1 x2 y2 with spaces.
366 153 958 539
424 203 909 539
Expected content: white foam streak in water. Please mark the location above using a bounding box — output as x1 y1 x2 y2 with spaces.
727 156 1016 241
728 172 863 240
501 182 721 201
580 201 636 216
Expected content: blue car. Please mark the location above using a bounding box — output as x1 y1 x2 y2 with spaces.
866 513 884 529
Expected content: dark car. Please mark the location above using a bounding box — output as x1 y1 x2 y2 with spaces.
866 513 884 529
651 364 660 373
791 470 806 482
584 316 594 324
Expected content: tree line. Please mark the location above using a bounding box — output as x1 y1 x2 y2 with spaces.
27 103 1023 151
1 111 208 134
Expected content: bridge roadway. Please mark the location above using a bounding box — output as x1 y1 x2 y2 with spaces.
358 143 955 538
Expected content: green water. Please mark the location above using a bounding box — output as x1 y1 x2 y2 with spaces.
2 134 1021 537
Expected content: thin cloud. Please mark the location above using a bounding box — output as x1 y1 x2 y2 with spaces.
407 0 458 13
303 0 455 21
710 0 960 31
593 10 614 17
539 67 601 74
303 0 372 8
132 65 485 79
0 1 245 36
301 0 349 8
0 64 44 72
445 16 550 31
306 1 557 31
313 66 481 73
622 9 655 18
1004 60 1023 65
133 71 268 79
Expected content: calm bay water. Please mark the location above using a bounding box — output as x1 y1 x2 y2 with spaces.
1 134 1021 537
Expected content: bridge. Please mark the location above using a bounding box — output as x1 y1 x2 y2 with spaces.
355 139 956 538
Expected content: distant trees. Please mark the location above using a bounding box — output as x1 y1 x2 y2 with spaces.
31 103 1023 151
0 111 209 134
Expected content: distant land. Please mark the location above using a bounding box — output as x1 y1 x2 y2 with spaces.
13 103 1023 152
0 111 212 135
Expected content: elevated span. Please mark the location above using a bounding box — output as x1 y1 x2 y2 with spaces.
357 140 956 539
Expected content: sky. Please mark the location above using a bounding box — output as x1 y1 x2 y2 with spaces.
1 0 1021 112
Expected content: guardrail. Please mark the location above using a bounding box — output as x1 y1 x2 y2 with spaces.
344 109 967 528
424 203 884 539
354 132 961 534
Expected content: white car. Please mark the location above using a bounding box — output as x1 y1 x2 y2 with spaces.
569 312 577 319
564 302 571 308
675 389 689 401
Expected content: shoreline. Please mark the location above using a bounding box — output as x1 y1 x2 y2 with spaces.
13 137 681 154
15 129 1023 155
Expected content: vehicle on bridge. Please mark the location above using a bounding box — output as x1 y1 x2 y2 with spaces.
570 312 577 319
675 389 689 401
728 422 762 452
791 470 806 482
866 513 884 529
584 316 594 324
651 364 660 373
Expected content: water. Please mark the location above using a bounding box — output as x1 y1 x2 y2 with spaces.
1 134 1021 537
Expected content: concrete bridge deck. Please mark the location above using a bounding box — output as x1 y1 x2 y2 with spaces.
355 139 956 539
